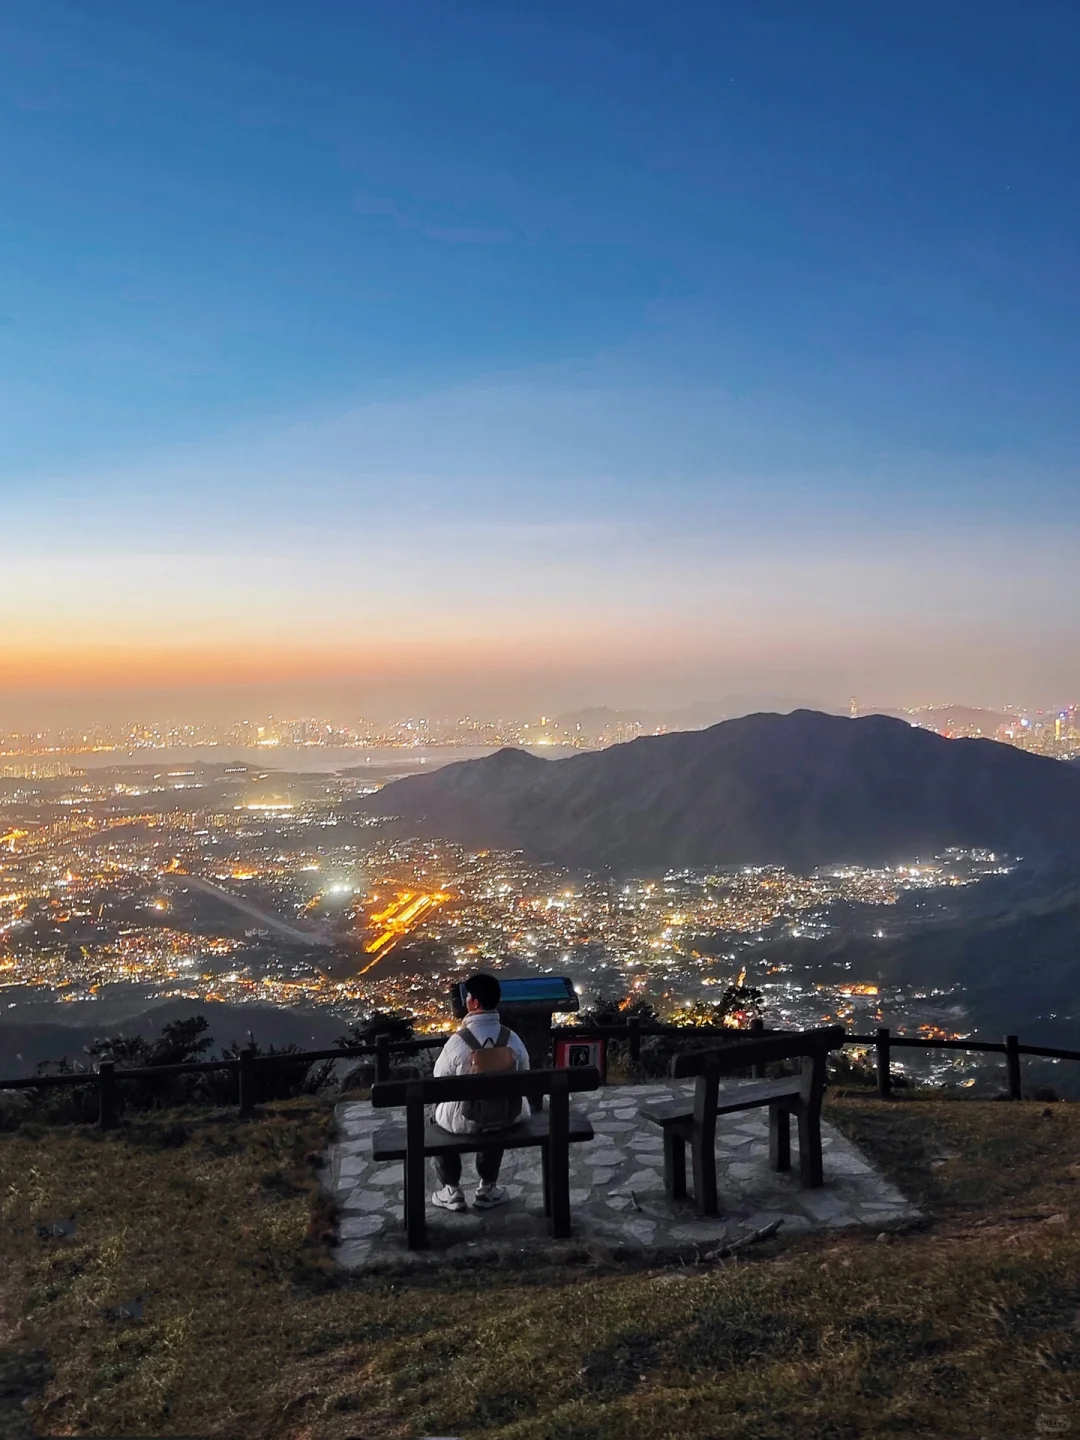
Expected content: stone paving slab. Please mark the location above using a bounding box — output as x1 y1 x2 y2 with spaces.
324 1082 918 1271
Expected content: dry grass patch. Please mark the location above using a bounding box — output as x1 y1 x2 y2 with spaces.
288 1222 1080 1439
1 1096 1078 1440
0 1101 335 1438
825 1091 1080 1220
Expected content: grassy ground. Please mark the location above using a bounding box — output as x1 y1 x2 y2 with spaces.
1 1091 1078 1440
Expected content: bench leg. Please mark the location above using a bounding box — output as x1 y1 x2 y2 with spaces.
691 1131 719 1217
549 1139 571 1239
769 1105 791 1171
796 1110 824 1188
404 1102 428 1248
404 1158 429 1248
548 1074 572 1238
663 1129 687 1200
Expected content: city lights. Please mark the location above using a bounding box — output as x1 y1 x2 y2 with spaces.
0 725 1033 1097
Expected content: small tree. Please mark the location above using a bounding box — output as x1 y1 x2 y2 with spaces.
86 1015 215 1113
335 1010 417 1088
335 1010 415 1048
827 1049 876 1088
713 984 765 1027
576 993 667 1077
579 993 658 1028
27 1055 98 1126
206 1038 338 1106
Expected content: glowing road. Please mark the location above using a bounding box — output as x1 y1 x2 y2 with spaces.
356 890 450 975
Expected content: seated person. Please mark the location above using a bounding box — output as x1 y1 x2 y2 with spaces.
431 972 530 1212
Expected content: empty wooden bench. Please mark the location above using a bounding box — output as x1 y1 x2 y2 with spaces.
639 1025 846 1216
371 1066 601 1248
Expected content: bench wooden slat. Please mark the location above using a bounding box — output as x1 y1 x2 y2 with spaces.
671 1025 845 1078
640 1078 800 1127
372 1112 594 1161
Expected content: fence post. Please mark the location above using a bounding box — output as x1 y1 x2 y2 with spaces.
97 1061 118 1131
750 1016 765 1078
375 1033 391 1083
627 1017 641 1067
238 1046 256 1118
875 1027 892 1098
1004 1034 1022 1101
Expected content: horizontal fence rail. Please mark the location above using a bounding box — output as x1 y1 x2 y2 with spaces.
550 1019 1080 1102
0 1020 1076 1128
846 1034 1006 1053
0 1035 446 1128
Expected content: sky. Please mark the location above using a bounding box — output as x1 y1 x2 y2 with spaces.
3 0 1080 725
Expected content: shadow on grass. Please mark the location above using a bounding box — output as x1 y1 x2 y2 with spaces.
579 1329 662 1400
0 1348 51 1440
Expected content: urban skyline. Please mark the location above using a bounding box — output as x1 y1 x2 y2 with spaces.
4 697 1080 762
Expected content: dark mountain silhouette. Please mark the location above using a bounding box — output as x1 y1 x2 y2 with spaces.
357 710 1080 872
754 862 1080 1056
0 999 348 1080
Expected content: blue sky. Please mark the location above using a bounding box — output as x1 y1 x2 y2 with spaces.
3 1 1079 718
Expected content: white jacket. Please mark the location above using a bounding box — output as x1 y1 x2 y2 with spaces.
432 1010 531 1134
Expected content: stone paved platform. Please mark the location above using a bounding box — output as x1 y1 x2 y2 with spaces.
325 1082 917 1271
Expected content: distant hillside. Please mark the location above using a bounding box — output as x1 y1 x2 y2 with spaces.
877 885 1080 1044
752 863 1080 1050
358 710 1080 872
554 697 851 737
0 999 348 1080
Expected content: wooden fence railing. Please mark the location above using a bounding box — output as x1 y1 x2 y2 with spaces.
0 1035 444 1130
1 1020 1077 1129
552 1018 1080 1101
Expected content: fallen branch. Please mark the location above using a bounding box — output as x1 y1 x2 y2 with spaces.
702 1218 783 1262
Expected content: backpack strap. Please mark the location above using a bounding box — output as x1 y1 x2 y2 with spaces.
459 1024 511 1051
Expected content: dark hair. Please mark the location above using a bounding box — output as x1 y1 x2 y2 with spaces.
464 973 501 1010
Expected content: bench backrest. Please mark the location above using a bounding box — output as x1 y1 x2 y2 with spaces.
669 1026 844 1133
670 1025 846 1079
370 1065 602 1109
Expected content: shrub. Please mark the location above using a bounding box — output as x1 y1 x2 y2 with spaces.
8 1014 340 1126
335 1010 417 1087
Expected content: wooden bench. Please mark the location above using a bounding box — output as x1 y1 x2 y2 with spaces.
639 1025 846 1216
371 1066 601 1249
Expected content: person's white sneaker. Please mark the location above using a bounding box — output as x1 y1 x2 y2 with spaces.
472 1182 509 1209
431 1185 466 1212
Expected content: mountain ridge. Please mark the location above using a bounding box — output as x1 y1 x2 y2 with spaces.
357 709 1080 872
